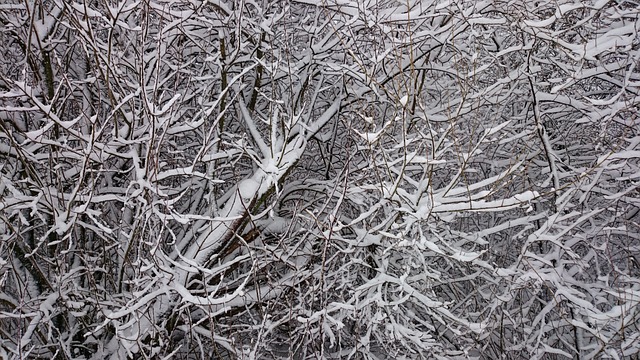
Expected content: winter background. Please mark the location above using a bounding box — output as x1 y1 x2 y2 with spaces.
0 0 639 359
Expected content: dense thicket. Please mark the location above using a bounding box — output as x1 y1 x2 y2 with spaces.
1 0 639 358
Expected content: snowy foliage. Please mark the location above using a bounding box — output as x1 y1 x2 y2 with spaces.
0 0 639 359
